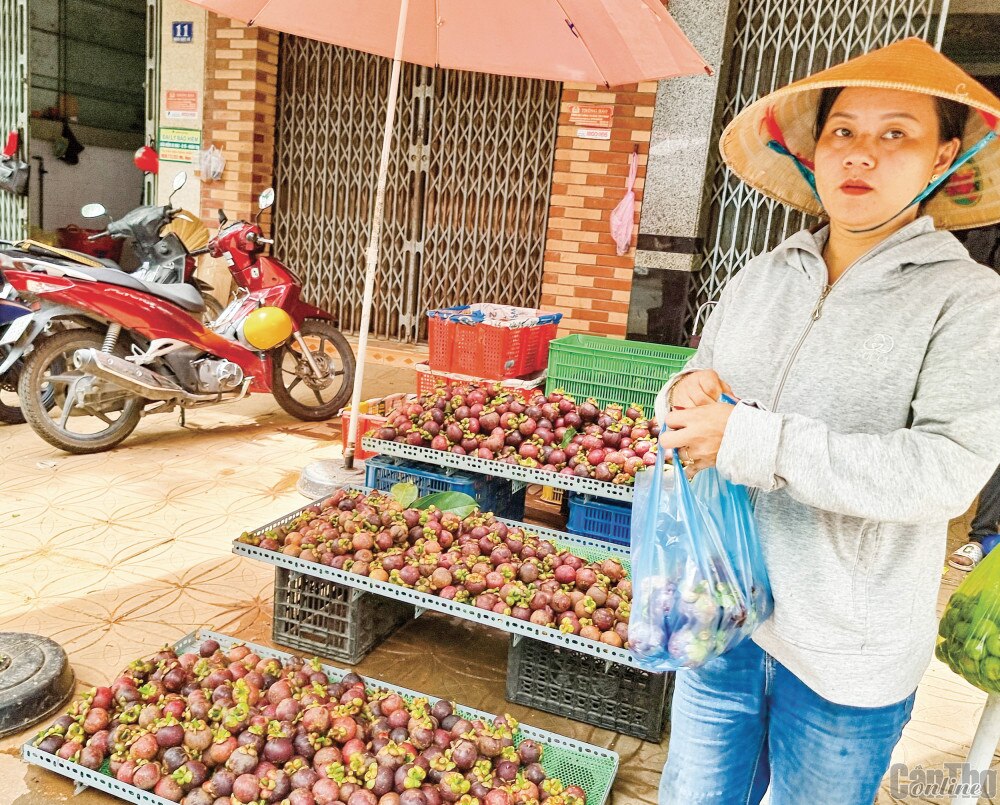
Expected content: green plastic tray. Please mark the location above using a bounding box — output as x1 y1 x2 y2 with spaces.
21 630 620 805
545 334 695 411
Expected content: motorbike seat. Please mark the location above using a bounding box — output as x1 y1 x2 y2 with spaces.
58 249 122 270
53 263 207 314
20 241 122 270
144 281 206 314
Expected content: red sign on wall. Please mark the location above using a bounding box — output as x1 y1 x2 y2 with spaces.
165 90 199 120
568 104 614 128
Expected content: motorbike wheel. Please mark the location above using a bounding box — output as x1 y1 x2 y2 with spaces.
18 329 144 454
271 318 355 422
0 357 57 425
201 292 224 325
0 363 25 424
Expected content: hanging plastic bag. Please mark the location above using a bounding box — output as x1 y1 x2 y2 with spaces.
609 147 638 256
628 399 773 670
937 547 1000 692
196 145 226 182
691 461 774 654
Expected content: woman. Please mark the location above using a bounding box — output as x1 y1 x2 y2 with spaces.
654 38 1000 804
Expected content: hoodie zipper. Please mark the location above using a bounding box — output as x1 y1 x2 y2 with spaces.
769 257 863 412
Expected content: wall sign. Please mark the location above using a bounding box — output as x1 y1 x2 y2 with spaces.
569 104 614 128
576 128 612 141
172 21 194 43
158 127 201 163
165 90 199 120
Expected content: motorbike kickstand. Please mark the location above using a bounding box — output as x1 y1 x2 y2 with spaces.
178 408 187 428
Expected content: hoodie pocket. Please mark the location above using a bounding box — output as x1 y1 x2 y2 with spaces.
850 524 881 643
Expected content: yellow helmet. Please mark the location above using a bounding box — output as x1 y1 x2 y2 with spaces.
238 306 294 350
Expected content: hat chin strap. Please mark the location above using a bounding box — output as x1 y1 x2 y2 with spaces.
846 129 998 234
766 139 821 199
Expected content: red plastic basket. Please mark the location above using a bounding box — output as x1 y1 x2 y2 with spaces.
339 393 413 460
414 363 545 402
427 304 562 379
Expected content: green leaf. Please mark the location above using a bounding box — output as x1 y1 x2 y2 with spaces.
560 427 577 449
390 482 419 508
411 491 479 518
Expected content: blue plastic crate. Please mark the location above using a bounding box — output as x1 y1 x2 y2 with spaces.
566 493 632 547
364 455 526 520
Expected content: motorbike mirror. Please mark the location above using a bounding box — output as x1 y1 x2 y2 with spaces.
254 188 275 226
81 203 107 219
218 208 228 226
167 171 187 206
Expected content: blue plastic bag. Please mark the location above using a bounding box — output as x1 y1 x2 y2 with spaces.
627 411 773 671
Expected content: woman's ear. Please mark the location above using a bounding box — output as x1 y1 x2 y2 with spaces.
934 137 962 176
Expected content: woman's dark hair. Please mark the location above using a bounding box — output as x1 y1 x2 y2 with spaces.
813 86 968 144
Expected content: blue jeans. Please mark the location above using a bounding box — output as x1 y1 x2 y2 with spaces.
659 639 915 805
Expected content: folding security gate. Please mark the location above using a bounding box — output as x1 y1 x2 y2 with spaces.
687 0 946 334
0 0 29 243
144 0 160 205
272 36 561 343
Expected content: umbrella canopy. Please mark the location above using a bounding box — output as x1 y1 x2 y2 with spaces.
186 0 710 86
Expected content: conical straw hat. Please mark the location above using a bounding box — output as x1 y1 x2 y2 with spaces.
720 37 1000 230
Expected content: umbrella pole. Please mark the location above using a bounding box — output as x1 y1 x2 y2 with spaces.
344 0 410 470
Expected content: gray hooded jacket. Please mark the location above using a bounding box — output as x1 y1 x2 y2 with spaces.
666 216 1000 707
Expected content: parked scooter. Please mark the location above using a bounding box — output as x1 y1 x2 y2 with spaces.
4 187 355 454
79 171 222 320
0 172 220 419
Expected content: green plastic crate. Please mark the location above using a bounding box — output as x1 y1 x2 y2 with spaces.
545 335 695 412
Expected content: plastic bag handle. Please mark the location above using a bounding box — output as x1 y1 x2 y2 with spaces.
656 393 736 476
650 433 665 483
625 148 638 193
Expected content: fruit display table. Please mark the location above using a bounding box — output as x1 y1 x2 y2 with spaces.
235 487 672 741
22 630 619 805
359 383 664 507
234 489 638 668
361 438 639 503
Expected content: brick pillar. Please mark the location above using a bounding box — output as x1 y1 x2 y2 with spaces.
201 15 279 225
539 82 656 337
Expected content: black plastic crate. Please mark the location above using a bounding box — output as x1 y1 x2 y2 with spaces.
505 636 672 741
272 567 413 664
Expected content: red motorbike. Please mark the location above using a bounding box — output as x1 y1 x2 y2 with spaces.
3 188 355 453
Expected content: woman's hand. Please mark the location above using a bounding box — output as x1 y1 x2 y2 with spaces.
669 370 733 409
659 402 734 478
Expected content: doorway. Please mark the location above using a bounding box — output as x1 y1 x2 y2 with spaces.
271 36 561 343
11 0 149 264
